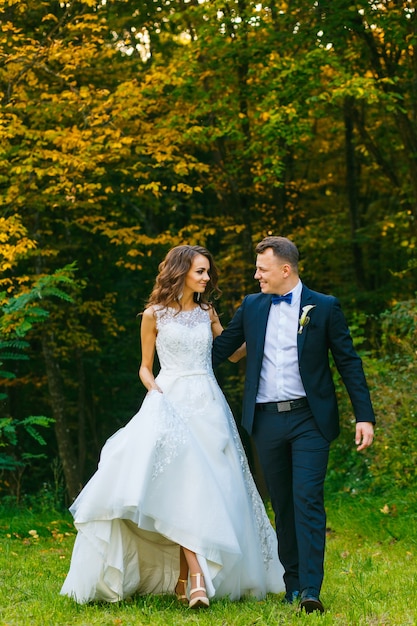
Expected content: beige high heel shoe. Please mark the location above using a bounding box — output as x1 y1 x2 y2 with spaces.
189 572 209 609
175 578 188 605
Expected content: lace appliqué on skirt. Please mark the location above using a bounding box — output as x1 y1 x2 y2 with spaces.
150 391 189 480
226 406 276 566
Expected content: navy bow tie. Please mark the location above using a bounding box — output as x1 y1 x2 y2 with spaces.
271 293 292 305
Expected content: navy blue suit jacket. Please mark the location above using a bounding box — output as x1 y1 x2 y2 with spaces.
212 286 375 441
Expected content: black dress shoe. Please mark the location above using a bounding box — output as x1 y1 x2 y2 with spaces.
282 590 300 604
300 594 324 613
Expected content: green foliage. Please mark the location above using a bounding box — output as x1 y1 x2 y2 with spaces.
1 0 417 500
0 415 53 466
366 297 417 493
327 298 417 496
0 263 78 338
0 265 77 496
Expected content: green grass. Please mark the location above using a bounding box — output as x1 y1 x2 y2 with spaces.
1 491 416 625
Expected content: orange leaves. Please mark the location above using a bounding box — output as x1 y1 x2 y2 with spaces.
380 504 398 517
139 182 163 197
41 13 59 24
171 183 195 194
0 216 37 286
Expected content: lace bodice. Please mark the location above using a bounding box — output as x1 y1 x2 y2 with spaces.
155 306 213 375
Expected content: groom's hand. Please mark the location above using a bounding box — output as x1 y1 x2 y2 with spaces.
355 422 374 451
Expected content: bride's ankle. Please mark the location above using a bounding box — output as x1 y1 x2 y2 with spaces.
175 577 188 604
189 572 209 609
190 572 205 589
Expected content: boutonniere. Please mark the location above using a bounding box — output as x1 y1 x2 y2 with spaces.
298 305 316 334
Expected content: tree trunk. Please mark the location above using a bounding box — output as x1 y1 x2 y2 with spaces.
41 332 81 502
344 96 365 289
76 348 87 480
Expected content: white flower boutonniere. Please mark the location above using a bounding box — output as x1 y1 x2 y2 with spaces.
298 305 316 334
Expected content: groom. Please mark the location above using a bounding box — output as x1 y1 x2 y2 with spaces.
213 236 375 613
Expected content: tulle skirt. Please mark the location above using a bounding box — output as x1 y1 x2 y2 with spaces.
61 375 284 604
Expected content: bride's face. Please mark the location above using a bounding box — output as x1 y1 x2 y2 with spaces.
184 254 211 297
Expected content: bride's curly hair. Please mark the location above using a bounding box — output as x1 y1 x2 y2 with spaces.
145 245 221 310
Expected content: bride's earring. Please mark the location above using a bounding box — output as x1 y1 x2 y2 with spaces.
177 292 183 302
196 292 201 302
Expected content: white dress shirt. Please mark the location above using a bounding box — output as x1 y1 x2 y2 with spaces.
256 280 306 403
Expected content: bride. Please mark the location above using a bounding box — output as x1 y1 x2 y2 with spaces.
60 244 284 607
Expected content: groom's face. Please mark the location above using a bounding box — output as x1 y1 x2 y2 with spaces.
254 249 290 295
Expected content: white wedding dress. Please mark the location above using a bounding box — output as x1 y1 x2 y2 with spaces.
60 306 284 604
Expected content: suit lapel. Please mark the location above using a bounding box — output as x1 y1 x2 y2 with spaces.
297 286 315 357
256 295 272 359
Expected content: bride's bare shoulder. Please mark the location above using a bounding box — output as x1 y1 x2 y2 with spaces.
142 306 159 321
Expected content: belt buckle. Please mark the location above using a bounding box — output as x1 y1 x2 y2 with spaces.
277 401 291 412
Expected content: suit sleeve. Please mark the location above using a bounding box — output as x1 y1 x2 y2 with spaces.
328 299 375 424
212 299 247 369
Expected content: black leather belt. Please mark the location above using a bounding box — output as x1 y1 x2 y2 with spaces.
256 398 309 413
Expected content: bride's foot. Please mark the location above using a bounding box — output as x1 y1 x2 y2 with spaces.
175 578 188 605
189 572 209 609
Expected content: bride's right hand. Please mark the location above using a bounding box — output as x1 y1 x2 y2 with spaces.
149 384 163 394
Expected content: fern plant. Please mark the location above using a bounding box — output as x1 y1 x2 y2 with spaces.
0 264 76 498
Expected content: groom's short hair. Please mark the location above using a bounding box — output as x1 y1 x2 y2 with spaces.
256 236 299 271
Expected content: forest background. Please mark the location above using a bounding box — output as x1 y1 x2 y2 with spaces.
1 0 416 508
